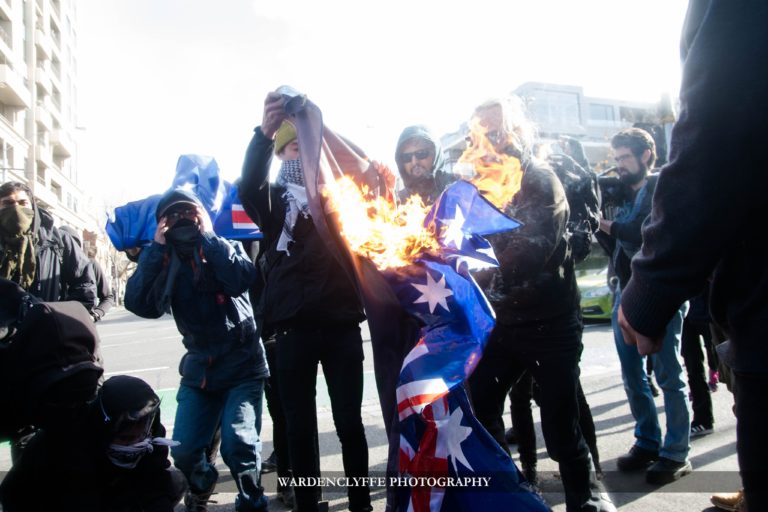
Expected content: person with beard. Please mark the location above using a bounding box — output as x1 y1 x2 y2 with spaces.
467 97 614 512
0 375 187 512
395 124 456 204
598 128 692 484
0 181 96 307
239 92 372 512
124 189 269 512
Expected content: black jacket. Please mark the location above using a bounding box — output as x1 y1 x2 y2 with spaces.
238 127 365 331
476 161 579 329
621 0 768 373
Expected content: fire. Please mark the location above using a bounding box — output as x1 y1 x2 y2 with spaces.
459 119 523 211
324 177 440 270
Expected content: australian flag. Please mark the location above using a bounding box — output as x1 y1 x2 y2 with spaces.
106 155 261 250
278 86 549 511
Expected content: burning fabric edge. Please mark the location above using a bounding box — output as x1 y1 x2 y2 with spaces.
280 86 548 512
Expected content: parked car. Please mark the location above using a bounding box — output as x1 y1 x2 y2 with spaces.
576 245 614 321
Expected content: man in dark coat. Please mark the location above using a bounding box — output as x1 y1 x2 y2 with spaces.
467 97 614 512
0 375 186 512
395 124 456 204
0 181 96 307
239 92 371 512
125 188 269 512
618 1 768 509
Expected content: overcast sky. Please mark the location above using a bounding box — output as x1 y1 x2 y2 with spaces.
77 0 689 207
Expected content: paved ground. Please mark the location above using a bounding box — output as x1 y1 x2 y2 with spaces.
0 309 739 511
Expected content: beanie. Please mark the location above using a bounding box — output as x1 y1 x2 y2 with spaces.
274 120 297 155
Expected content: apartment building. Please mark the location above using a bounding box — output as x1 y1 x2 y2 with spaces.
0 0 92 231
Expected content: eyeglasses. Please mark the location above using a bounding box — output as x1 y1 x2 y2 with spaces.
614 154 634 164
399 149 432 163
166 207 197 222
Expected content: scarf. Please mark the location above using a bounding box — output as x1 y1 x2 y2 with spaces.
276 159 310 255
0 206 36 289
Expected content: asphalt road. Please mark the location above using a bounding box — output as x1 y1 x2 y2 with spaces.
1 308 739 511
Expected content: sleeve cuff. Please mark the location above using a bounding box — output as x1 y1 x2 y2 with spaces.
620 277 684 338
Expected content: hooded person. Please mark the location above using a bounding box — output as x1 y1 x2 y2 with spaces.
0 375 187 512
125 187 269 512
0 181 96 308
395 124 456 204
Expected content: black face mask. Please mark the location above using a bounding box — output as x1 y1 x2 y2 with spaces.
165 219 201 259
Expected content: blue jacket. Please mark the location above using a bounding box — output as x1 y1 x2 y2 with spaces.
125 233 268 390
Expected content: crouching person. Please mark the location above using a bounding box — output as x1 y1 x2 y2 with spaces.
125 189 269 512
0 375 187 511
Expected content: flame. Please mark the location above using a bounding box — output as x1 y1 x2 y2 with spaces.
459 119 523 211
324 177 440 270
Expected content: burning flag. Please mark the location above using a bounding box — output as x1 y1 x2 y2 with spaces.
278 86 548 511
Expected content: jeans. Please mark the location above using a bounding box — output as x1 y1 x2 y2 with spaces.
469 315 604 511
612 287 691 462
171 379 267 511
276 322 371 512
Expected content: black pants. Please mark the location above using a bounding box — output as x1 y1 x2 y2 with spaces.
469 319 599 511
263 335 294 488
276 322 370 512
681 318 715 427
734 371 768 511
509 373 601 470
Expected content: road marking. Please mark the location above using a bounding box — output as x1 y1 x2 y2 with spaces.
99 331 139 338
104 366 170 376
101 335 181 348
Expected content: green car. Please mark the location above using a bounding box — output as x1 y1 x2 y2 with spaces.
577 267 614 321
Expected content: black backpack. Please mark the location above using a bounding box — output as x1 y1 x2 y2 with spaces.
0 279 103 439
548 154 601 263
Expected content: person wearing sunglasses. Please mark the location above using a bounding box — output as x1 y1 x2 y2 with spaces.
125 188 270 512
395 125 456 204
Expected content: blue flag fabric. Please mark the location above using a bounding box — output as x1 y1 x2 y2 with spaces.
105 156 261 250
278 87 547 512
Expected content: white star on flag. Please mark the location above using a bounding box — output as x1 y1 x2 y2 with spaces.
412 271 453 314
442 206 466 248
440 405 474 473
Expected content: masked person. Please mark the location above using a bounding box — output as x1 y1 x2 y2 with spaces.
0 375 186 512
124 189 269 512
467 97 615 512
239 93 372 512
395 124 456 204
0 181 96 307
598 128 692 485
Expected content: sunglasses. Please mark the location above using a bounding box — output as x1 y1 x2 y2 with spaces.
399 149 433 163
166 207 198 222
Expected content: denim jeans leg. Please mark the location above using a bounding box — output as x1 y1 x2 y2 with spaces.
652 304 691 462
613 288 661 452
219 378 268 510
172 385 223 494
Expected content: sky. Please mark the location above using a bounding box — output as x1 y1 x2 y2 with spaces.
76 0 690 208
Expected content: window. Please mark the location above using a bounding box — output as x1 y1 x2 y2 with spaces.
589 104 615 122
530 91 581 128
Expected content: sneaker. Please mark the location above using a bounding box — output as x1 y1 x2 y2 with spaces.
646 457 693 485
504 427 517 445
617 445 659 472
711 489 746 511
260 450 277 474
184 490 215 512
709 369 720 392
690 423 714 438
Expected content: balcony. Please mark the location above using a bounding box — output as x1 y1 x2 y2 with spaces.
0 2 12 27
35 144 54 170
35 29 52 60
0 65 31 108
36 104 53 130
36 67 52 94
51 128 73 157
